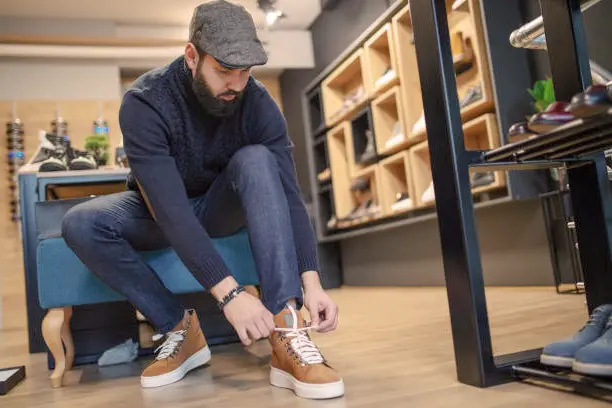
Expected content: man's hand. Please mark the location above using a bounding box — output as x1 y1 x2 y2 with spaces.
211 277 275 346
302 271 339 333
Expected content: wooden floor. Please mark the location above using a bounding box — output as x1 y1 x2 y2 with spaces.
0 222 609 407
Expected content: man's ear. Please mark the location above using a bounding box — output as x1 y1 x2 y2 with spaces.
184 43 199 73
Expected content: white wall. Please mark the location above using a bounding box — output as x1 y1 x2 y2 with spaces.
0 17 121 101
0 59 121 100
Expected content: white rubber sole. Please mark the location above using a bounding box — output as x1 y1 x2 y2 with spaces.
270 367 345 400
573 361 612 376
141 346 211 388
540 354 574 368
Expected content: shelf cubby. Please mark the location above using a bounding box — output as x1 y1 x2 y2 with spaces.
379 151 415 216
408 140 435 209
372 85 410 156
448 0 495 122
318 187 337 232
350 105 377 176
314 139 330 176
321 49 370 128
336 164 384 229
464 113 506 194
327 122 357 219
364 22 400 98
391 5 425 143
307 87 326 136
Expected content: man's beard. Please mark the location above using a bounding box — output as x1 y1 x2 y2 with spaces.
192 70 243 118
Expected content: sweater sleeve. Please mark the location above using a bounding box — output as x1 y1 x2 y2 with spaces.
249 89 321 275
119 91 232 289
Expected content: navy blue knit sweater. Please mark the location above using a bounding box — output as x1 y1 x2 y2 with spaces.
119 56 319 290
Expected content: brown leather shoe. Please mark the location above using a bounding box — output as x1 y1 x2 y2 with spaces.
140 309 211 388
269 304 344 399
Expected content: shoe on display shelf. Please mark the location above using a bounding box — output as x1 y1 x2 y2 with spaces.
528 101 576 134
391 192 412 212
470 172 495 188
566 84 612 119
359 130 377 164
507 121 539 143
451 0 469 12
69 149 98 171
573 314 612 376
385 121 405 150
421 181 435 203
540 304 612 368
374 67 396 90
412 113 426 136
39 148 69 172
459 83 483 109
450 31 474 75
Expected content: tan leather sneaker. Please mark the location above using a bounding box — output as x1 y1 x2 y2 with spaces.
269 304 344 399
140 309 211 388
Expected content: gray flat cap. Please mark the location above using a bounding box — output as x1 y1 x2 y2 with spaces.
189 0 268 69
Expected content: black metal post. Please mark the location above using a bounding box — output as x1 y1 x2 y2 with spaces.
540 0 612 313
409 0 501 387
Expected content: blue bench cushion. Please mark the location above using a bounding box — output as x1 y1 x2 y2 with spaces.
37 228 260 309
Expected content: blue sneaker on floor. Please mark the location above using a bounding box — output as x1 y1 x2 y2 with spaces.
540 304 612 368
573 314 612 376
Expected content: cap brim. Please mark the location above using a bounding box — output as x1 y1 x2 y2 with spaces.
205 40 268 69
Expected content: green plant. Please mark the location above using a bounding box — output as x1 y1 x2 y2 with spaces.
85 134 110 165
528 77 556 113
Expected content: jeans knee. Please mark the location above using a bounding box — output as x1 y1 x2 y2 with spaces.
230 145 276 175
61 204 114 248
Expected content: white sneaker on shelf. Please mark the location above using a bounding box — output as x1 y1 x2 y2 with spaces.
375 68 396 89
412 114 426 135
421 181 435 203
385 121 405 150
391 193 413 212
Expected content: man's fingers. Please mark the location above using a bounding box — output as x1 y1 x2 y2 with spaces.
237 327 251 346
264 312 276 334
246 323 263 342
255 319 271 338
309 302 321 327
318 304 338 333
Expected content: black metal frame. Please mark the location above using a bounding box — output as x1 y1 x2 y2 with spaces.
410 0 612 393
540 190 584 295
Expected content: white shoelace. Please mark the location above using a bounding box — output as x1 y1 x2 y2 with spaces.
154 330 186 360
274 304 324 365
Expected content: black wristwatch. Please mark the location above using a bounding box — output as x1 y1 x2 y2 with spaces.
217 285 245 310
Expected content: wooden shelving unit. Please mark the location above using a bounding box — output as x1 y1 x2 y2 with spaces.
302 0 534 241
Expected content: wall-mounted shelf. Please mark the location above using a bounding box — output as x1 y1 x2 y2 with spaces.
302 0 540 241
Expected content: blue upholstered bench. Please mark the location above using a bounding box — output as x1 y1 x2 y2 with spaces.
35 198 260 388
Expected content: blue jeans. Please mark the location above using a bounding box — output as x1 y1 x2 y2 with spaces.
61 145 303 333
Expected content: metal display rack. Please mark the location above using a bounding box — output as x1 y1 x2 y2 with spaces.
410 0 612 399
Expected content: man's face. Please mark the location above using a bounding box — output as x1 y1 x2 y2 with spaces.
189 50 252 117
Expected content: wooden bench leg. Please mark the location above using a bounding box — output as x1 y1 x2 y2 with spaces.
42 307 73 388
61 307 74 371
